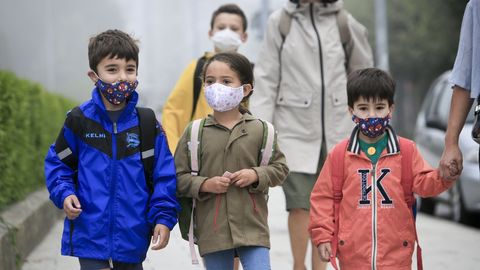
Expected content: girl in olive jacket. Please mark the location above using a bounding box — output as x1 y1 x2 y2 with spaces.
175 52 289 270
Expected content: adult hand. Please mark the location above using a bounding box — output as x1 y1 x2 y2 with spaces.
317 242 332 262
63 194 82 220
439 144 463 181
200 176 230 193
230 169 258 188
151 224 170 250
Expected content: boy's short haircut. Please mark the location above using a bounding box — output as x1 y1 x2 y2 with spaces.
347 68 395 108
210 4 248 32
88 29 139 73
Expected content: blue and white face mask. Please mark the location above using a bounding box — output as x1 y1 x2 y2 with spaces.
96 78 138 105
352 114 391 138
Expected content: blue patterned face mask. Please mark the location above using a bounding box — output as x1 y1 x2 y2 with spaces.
95 78 138 105
352 114 391 138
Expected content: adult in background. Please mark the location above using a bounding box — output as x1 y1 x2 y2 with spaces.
251 0 373 269
440 0 479 179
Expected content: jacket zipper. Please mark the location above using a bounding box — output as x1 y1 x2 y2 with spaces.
69 220 75 255
370 152 395 269
109 122 118 263
371 163 378 270
309 4 327 148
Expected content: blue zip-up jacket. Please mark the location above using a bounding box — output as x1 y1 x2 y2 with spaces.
45 89 180 263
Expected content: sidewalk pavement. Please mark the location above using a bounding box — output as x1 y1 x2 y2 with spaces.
21 187 480 270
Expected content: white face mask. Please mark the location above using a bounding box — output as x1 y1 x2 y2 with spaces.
211 28 242 52
204 83 244 112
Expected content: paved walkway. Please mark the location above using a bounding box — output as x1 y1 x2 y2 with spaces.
22 188 480 270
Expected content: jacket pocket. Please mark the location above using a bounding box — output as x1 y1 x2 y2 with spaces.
276 85 313 108
331 91 347 107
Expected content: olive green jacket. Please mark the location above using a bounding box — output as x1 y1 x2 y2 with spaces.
175 113 289 256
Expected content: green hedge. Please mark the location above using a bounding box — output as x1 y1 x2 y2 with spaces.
0 71 77 210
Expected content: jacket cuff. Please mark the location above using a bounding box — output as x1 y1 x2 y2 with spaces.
191 176 212 201
155 218 175 230
311 229 333 247
249 167 268 193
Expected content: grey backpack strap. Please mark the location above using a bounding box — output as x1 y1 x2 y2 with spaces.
279 9 292 42
336 9 352 68
260 120 276 166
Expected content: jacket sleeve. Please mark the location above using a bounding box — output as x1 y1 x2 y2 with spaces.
148 123 181 230
161 60 197 153
250 128 289 193
411 143 455 197
44 124 78 209
174 123 211 201
309 153 335 246
250 11 283 123
346 14 374 73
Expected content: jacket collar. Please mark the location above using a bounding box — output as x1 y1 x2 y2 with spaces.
91 87 139 122
204 112 256 127
285 0 343 16
347 125 400 155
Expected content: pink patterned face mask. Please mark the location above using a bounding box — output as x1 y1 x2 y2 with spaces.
204 83 244 112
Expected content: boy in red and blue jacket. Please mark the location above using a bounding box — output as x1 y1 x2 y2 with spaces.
44 29 179 270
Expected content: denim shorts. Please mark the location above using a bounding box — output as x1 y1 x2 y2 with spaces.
203 246 270 270
79 258 143 270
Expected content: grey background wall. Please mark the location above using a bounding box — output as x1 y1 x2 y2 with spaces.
0 0 285 113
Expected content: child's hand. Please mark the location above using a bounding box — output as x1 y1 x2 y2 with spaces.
200 176 231 193
439 160 461 181
151 224 170 250
448 160 461 179
63 194 82 220
230 169 258 188
317 242 332 262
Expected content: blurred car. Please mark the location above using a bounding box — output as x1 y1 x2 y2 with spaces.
414 70 480 223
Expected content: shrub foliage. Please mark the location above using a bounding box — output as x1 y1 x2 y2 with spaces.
0 71 76 209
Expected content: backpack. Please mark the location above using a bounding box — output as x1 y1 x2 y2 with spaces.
54 106 157 192
191 56 208 119
328 137 422 270
178 118 276 264
278 8 352 70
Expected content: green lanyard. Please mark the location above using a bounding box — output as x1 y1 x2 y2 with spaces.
359 134 388 164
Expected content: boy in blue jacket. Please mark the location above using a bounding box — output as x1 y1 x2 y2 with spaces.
45 29 179 270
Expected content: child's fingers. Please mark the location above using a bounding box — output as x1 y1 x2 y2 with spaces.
64 197 82 219
151 225 170 250
150 228 160 250
71 196 82 209
325 243 332 259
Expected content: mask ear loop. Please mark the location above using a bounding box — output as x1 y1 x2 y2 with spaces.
91 71 102 84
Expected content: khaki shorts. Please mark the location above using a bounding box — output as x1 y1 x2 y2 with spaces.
282 144 327 211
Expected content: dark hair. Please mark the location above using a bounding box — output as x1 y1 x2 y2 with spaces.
202 52 254 113
347 68 395 108
88 29 139 73
210 4 248 32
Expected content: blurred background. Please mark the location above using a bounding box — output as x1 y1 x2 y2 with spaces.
1 2 478 269
0 0 468 137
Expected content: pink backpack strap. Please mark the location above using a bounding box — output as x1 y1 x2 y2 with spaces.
260 120 275 166
186 119 204 265
330 139 349 270
399 137 422 270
